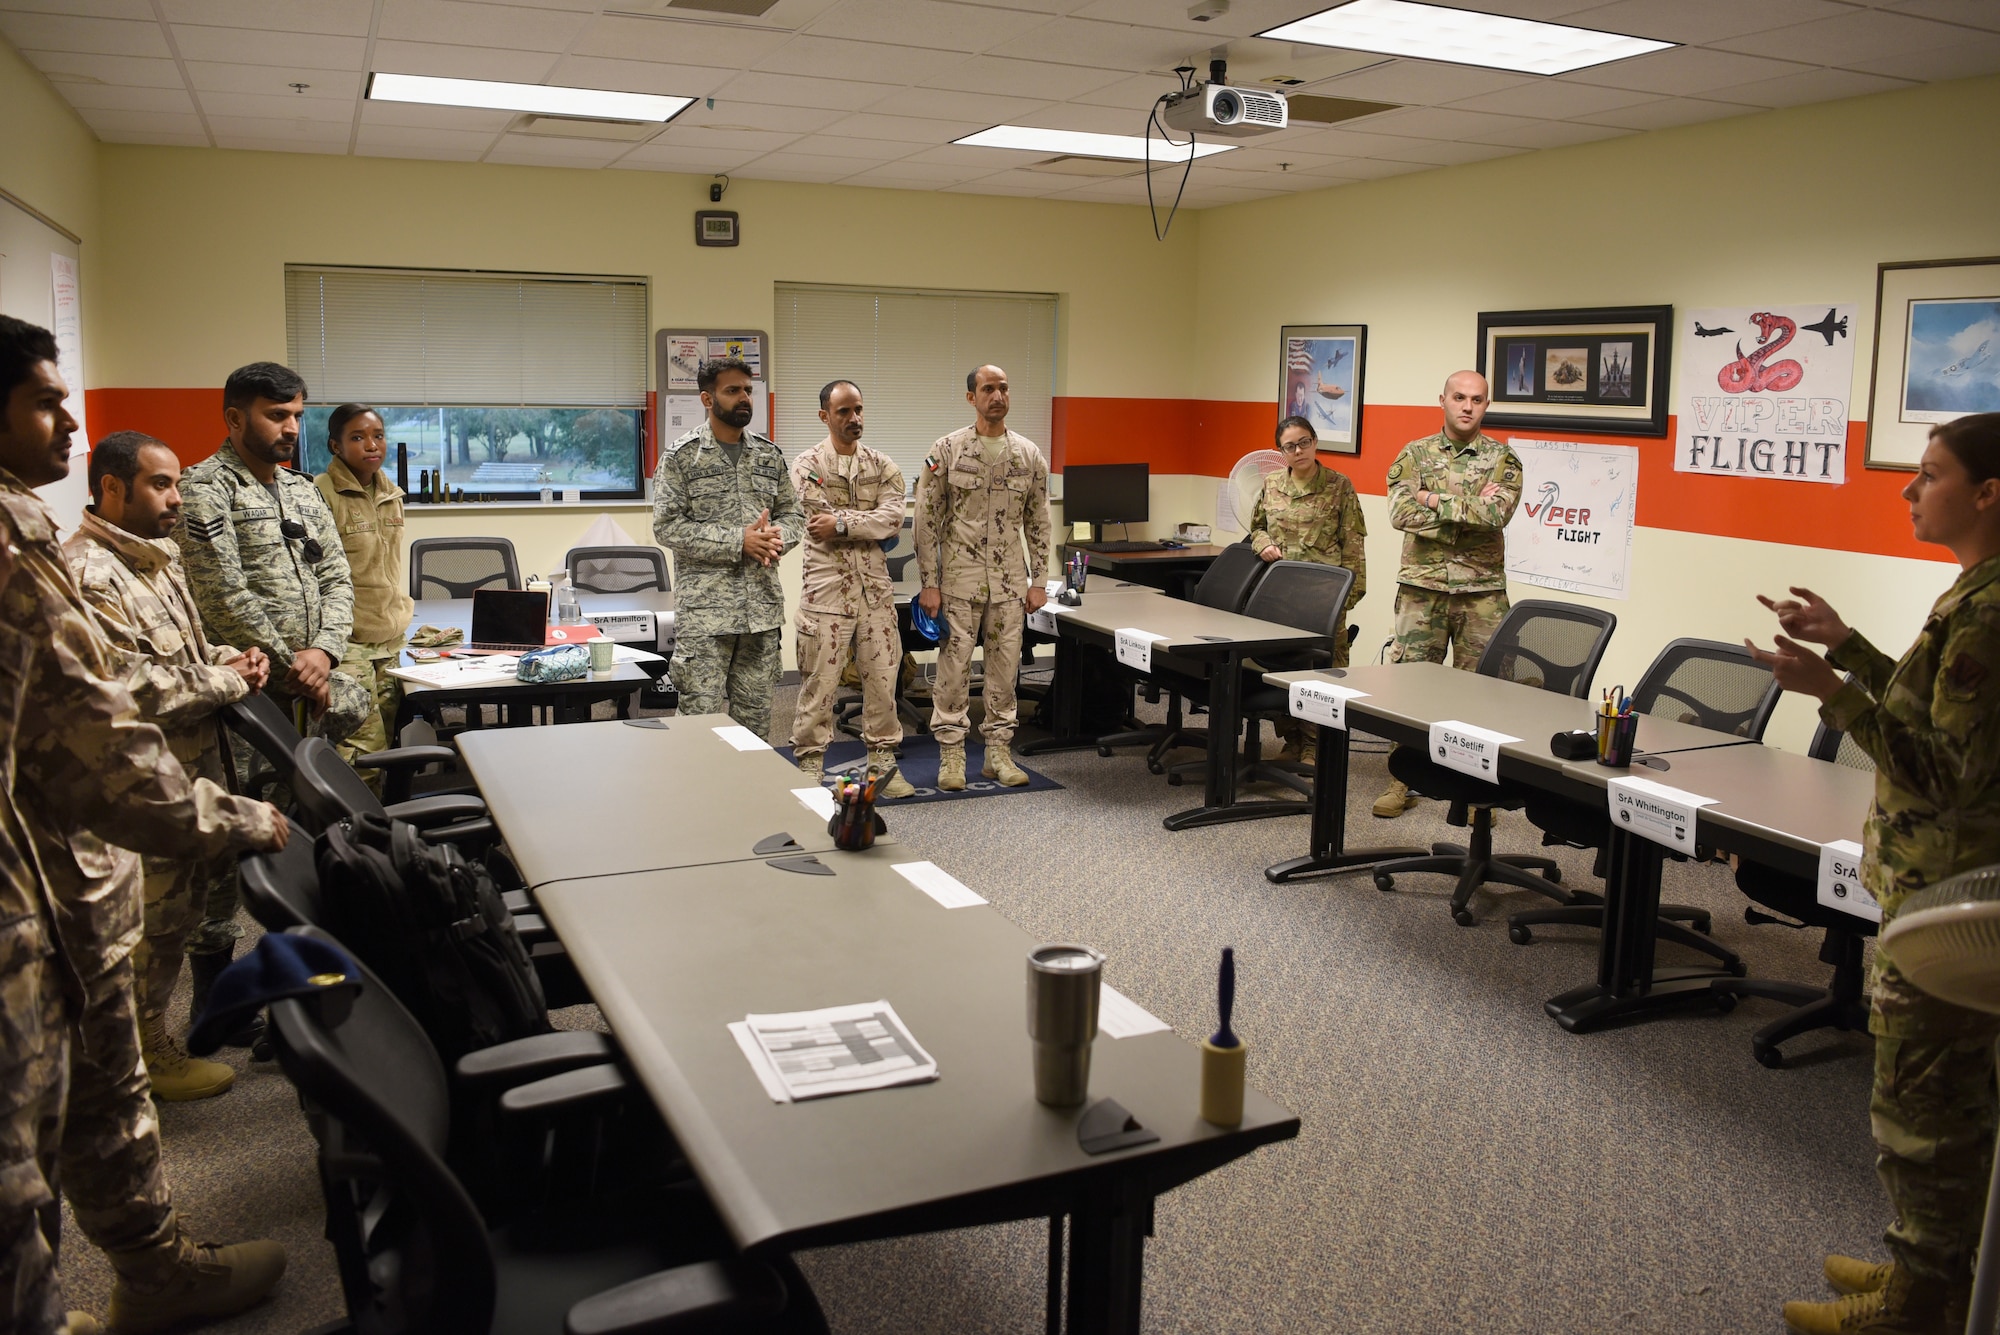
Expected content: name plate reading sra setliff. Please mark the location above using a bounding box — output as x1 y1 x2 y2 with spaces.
1817 839 1880 922
1289 678 1366 731
1113 628 1168 673
1605 776 1717 854
1428 720 1518 783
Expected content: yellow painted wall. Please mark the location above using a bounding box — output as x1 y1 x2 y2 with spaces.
1194 74 2000 752
0 39 97 264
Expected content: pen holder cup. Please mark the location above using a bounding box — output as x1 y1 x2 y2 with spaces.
828 795 888 852
1597 712 1638 767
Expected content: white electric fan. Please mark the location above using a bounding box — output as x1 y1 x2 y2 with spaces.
1879 863 2000 1335
1216 450 1287 539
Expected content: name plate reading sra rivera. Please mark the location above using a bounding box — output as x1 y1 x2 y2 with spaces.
1605 775 1717 853
1817 838 1880 922
1427 720 1518 783
1289 678 1366 730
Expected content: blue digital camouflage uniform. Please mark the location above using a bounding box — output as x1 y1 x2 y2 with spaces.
651 421 803 740
1821 551 2000 1298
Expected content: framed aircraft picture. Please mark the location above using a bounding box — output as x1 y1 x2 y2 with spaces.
1279 323 1367 454
1476 305 1674 437
1865 256 2000 470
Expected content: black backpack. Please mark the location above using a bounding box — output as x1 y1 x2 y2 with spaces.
314 812 551 1062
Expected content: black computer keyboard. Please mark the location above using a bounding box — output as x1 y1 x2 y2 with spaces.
1078 541 1161 553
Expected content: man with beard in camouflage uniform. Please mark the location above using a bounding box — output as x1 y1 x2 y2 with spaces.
1753 413 2000 1335
175 361 366 1032
652 357 803 741
914 364 1052 792
788 380 914 797
1374 370 1521 819
0 315 289 1335
65 432 266 1104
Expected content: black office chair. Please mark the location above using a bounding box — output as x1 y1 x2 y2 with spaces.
1208 560 1356 800
290 735 492 842
222 692 473 808
565 545 669 595
1372 599 1618 925
1710 713 1877 1068
411 536 522 599
267 925 825 1335
1097 542 1269 771
1508 638 1783 960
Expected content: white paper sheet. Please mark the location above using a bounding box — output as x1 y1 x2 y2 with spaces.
892 860 987 909
1428 720 1519 783
1098 985 1171 1039
792 786 838 820
386 657 519 688
714 725 772 751
740 1000 938 1101
728 1021 792 1102
1289 678 1366 731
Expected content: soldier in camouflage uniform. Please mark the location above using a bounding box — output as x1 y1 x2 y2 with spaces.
652 356 803 741
1252 415 1368 764
788 381 914 797
314 403 413 774
0 317 289 1335
64 433 266 1105
914 365 1052 791
1376 371 1522 818
1752 413 2000 1335
175 363 366 1024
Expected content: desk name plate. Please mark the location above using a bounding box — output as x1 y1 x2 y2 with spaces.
1605 775 1716 854
1113 628 1168 673
1817 838 1880 922
1289 679 1366 731
1428 720 1518 783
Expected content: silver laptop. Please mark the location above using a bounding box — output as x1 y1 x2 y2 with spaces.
462 588 549 653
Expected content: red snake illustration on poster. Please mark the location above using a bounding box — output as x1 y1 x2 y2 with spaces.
1677 303 1857 485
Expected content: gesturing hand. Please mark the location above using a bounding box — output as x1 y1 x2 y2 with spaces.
743 509 784 566
1478 482 1502 501
287 647 332 697
226 648 270 692
1756 587 1852 652
1745 635 1844 702
1259 544 1282 562
806 512 839 542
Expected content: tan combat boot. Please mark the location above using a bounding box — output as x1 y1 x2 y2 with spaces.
1274 732 1305 765
796 752 824 784
982 741 1030 787
140 1014 233 1102
1783 1263 1950 1335
65 1314 105 1335
938 743 967 791
106 1232 286 1334
868 750 915 799
1825 1256 1894 1295
1373 778 1417 818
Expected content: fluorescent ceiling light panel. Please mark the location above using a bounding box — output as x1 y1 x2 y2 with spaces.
954 126 1234 162
1260 0 1674 76
367 72 691 122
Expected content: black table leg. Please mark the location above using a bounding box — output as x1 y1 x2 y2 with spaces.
1019 633 1101 756
1545 827 1732 1031
1066 1184 1151 1335
1265 723 1426 882
1046 1215 1064 1335
1165 652 1322 831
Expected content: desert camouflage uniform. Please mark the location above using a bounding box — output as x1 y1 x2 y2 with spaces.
317 456 413 765
1248 462 1367 668
914 426 1051 748
63 509 249 1030
1385 431 1521 670
652 421 802 740
1 467 280 1331
175 444 368 821
789 439 906 761
1820 551 2000 1294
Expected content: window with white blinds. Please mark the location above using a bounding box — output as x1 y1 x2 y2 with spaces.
772 283 1058 479
284 265 648 407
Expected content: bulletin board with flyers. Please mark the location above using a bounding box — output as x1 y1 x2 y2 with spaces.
653 329 772 471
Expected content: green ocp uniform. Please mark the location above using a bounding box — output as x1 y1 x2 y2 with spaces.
1384 430 1522 670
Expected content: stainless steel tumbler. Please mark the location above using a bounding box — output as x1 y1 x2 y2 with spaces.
1026 943 1104 1107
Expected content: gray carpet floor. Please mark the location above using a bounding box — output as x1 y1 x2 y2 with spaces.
58 684 1884 1334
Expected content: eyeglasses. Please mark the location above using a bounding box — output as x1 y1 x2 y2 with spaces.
280 518 325 564
1277 438 1316 454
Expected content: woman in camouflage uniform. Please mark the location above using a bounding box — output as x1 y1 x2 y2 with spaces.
1751 412 2000 1335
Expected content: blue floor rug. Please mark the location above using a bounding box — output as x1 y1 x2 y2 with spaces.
775 735 1063 805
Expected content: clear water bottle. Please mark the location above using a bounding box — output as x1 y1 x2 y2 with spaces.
553 574 583 625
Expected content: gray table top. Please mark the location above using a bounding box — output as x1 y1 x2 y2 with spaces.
535 843 1298 1254
458 714 837 886
1052 587 1325 656
1589 742 1875 856
1268 663 1758 771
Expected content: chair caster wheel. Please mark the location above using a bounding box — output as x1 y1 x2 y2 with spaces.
1452 908 1477 927
1096 746 1113 758
1694 917 1713 935
1729 959 1748 977
1754 1045 1784 1070
1167 774 1184 787
1542 867 1562 884
1147 761 1165 775
1713 991 1738 1013
1508 924 1532 945
1374 873 1395 892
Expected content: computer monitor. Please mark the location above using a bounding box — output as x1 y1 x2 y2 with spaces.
1062 463 1149 541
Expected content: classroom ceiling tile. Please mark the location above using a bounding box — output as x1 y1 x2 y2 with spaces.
731 164 863 182
169 27 369 69
942 170 1071 196
158 0 374 35
860 85 1053 122
0 12 168 57
199 90 356 121
745 147 908 174
209 129 352 154
183 62 360 99
353 123 498 157
647 124 802 152
75 107 206 136
766 133 915 159
1445 79 1659 118
1197 145 1351 174
751 34 967 84
985 17 1201 71
0 0 155 18
1298 155 1432 180
97 128 214 146
1313 59 1535 107
1472 117 1631 149
377 0 591 51
1578 95 1764 130
23 50 185 88
1881 0 2000 32
705 70 896 111
608 141 767 172
802 0 1050 52
1702 65 1917 108
569 14 793 67
922 56 1125 100
816 111 986 142
1067 73 1181 111
1070 0 1327 40
1842 27 2000 80
546 55 732 97
837 160 993 185
679 100 849 133
1009 102 1159 135
1563 44 1816 95
1558 0 1854 44
484 133 631 165
359 99 515 130
369 40 560 82
56 82 198 114
899 141 1046 168
1359 105 1545 142
1714 8 1976 64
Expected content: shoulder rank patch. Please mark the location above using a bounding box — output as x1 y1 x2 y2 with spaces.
183 514 227 543
1943 650 1988 699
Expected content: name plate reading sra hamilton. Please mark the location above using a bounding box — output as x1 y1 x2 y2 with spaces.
1289 678 1366 731
1428 720 1518 783
1605 776 1717 853
1113 628 1168 673
1817 838 1880 922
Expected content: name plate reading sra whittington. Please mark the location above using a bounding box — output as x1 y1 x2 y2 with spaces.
1605 775 1717 853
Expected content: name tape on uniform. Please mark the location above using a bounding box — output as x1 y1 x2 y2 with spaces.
891 860 987 909
713 724 772 752
1428 720 1519 783
1114 628 1169 673
1605 776 1716 853
1289 678 1367 731
1817 839 1880 922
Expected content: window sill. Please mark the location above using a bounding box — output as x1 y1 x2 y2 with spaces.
405 499 652 513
